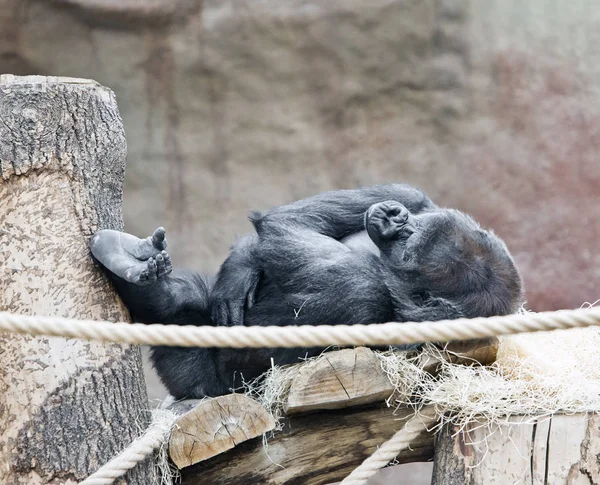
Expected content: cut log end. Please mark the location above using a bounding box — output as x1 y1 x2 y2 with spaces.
169 394 276 469
285 347 394 415
0 74 97 85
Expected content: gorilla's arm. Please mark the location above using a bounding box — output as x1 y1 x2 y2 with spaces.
211 233 261 326
255 184 435 239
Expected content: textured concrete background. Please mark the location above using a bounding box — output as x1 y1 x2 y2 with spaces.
2 1 599 483
2 0 598 313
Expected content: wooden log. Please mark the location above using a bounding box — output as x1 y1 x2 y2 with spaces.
285 341 498 415
285 347 395 414
169 394 276 468
0 75 153 484
443 338 499 366
174 341 497 480
181 404 434 485
419 338 499 373
431 413 600 484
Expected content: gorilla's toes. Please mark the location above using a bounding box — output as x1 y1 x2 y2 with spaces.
151 227 167 250
162 250 173 275
156 251 173 278
146 257 158 282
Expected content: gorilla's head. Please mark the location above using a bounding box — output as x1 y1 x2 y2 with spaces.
365 201 523 318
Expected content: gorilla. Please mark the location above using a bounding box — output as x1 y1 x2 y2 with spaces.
90 184 523 399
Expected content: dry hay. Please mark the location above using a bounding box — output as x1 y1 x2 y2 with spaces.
245 305 600 441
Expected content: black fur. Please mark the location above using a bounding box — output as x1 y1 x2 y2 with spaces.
94 184 523 399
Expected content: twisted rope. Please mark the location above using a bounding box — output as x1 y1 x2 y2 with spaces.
0 307 599 348
80 410 177 485
4 307 599 485
341 406 438 485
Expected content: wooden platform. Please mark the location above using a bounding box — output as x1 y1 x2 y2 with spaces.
169 337 600 485
170 342 492 484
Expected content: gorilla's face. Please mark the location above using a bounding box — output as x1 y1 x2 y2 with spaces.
365 201 523 317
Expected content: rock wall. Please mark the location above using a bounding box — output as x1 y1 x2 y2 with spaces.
1 0 599 310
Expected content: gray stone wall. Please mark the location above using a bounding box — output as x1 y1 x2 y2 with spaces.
1 0 599 312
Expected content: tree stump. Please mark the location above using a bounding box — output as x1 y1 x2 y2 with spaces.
432 413 600 484
0 75 153 484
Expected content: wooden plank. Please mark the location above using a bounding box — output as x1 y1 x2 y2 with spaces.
285 347 395 414
176 341 497 480
169 394 276 468
181 404 434 485
431 413 600 484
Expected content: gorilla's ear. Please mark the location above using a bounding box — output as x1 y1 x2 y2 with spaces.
394 295 463 322
248 211 264 231
420 296 464 321
460 287 519 318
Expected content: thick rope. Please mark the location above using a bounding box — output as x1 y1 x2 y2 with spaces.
3 308 597 485
341 406 438 485
0 307 599 348
80 410 177 485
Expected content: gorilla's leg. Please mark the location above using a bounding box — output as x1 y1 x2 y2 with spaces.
90 228 229 397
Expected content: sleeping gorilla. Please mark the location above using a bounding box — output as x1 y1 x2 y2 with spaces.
90 184 523 399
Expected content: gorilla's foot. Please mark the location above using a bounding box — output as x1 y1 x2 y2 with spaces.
366 201 415 245
90 227 173 285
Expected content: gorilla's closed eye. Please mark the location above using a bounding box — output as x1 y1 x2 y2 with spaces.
411 291 431 305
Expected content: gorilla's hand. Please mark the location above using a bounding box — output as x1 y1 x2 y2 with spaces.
211 234 261 326
89 227 173 285
211 265 260 326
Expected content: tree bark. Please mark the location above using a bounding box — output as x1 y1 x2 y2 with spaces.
0 75 153 484
431 413 600 484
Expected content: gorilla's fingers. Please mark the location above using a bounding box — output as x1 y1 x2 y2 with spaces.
246 276 260 310
211 302 230 326
151 227 167 250
228 300 245 326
